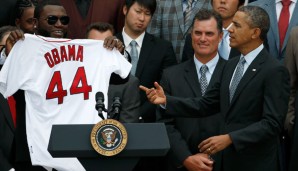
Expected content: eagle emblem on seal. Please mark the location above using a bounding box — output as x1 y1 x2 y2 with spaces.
101 128 119 148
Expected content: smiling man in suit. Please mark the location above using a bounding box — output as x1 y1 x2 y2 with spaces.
116 0 177 123
182 0 244 62
141 6 290 171
157 9 226 171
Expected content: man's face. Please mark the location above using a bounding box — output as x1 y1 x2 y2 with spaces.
191 18 223 59
37 5 68 38
15 7 35 34
87 29 113 40
212 0 240 21
123 2 152 37
228 11 255 51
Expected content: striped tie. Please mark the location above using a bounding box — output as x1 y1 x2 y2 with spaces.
184 0 193 28
229 57 246 102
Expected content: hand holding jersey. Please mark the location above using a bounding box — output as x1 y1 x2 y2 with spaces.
0 34 131 171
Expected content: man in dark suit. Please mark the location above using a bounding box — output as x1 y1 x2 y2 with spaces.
0 94 15 171
141 6 290 171
182 0 244 62
158 9 226 171
116 0 177 123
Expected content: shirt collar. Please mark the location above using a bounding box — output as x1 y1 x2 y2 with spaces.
122 28 145 48
242 44 264 66
276 0 296 3
193 54 220 74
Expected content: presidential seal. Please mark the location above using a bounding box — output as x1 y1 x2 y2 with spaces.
90 119 128 156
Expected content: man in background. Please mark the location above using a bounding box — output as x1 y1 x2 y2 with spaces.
157 9 226 171
182 0 244 61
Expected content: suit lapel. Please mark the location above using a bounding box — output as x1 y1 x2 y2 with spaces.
184 60 202 96
174 1 185 35
265 0 280 51
136 33 154 78
208 58 225 88
221 57 239 111
230 49 266 105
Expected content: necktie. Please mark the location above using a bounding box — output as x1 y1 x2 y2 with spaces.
229 57 246 102
200 65 208 96
278 0 291 50
219 30 229 60
130 40 138 76
184 0 193 28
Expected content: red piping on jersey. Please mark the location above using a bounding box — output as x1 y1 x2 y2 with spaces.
35 34 73 42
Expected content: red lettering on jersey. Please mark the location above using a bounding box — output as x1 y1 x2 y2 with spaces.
44 52 54 68
44 45 84 68
60 46 68 62
68 45 76 61
76 45 83 62
51 48 61 65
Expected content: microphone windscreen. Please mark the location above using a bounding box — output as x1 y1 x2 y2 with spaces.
96 92 104 101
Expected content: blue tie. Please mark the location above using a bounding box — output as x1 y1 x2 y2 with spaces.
130 40 138 76
229 57 246 102
219 30 229 60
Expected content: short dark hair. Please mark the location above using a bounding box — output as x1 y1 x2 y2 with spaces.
15 0 38 19
86 22 115 38
34 0 62 19
211 0 245 7
192 9 223 33
239 5 270 41
0 26 18 42
125 0 156 16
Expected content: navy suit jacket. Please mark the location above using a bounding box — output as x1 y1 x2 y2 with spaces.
157 58 226 170
164 48 290 171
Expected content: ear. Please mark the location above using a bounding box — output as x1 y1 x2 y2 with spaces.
123 5 128 15
251 28 261 39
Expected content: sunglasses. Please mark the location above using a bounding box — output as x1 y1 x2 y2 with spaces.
44 15 70 25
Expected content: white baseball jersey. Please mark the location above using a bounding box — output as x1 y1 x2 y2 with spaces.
0 34 131 171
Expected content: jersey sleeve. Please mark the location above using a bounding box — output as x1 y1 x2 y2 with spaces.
0 38 33 98
109 50 132 79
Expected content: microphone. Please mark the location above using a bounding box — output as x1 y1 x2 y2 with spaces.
95 92 107 120
111 93 122 120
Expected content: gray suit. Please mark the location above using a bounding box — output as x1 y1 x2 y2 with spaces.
250 0 298 61
147 0 211 62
